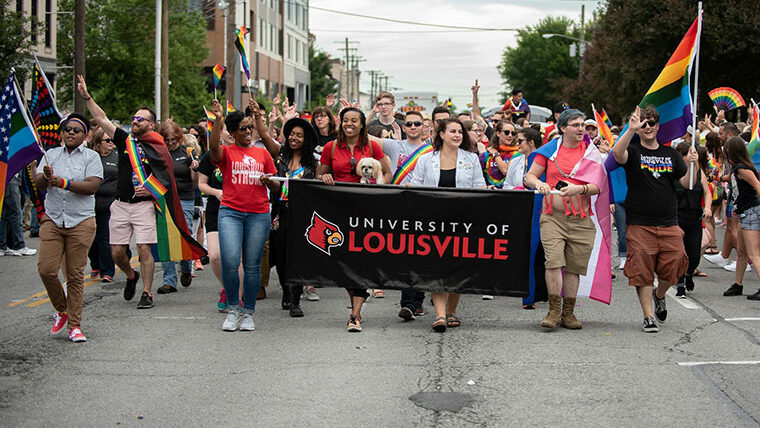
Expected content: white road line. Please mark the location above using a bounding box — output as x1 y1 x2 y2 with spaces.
665 288 701 309
678 361 760 367
136 316 208 320
724 317 760 322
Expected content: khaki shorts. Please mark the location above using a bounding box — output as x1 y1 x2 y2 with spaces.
624 225 688 287
109 200 157 245
539 212 596 275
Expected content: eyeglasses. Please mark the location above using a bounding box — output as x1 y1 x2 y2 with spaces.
63 126 84 134
405 121 423 127
470 128 483 134
103 138 113 143
501 130 517 136
238 125 255 132
376 102 392 107
641 120 658 129
132 116 151 123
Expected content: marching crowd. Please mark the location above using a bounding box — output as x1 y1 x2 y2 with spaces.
7 75 760 342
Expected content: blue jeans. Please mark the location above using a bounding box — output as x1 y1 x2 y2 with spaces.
0 176 25 250
613 203 627 257
88 209 116 277
161 199 196 288
218 207 270 312
400 289 425 311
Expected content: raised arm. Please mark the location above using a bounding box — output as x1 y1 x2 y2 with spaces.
77 75 116 138
471 79 483 121
208 100 225 164
249 98 280 157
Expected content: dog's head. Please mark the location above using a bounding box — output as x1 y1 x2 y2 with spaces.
356 157 382 179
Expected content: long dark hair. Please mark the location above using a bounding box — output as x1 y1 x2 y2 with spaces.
311 106 336 137
280 123 318 170
724 136 758 176
433 117 471 152
337 107 369 147
489 120 515 148
704 131 721 162
676 143 709 176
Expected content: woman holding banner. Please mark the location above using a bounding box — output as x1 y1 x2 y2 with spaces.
408 117 486 332
316 107 391 332
208 100 279 332
524 109 603 330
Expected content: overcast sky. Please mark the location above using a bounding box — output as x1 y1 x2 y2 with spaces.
310 0 602 110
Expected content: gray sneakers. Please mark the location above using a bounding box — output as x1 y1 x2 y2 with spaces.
222 308 241 331
239 313 255 331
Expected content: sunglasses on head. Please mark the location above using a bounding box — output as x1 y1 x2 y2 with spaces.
132 116 151 123
641 119 658 129
405 121 422 127
63 126 84 134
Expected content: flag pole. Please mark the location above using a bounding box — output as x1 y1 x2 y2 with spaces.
689 2 703 189
11 68 49 166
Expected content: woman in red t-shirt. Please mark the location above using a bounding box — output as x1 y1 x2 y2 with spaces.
208 100 278 332
524 109 600 331
316 107 391 332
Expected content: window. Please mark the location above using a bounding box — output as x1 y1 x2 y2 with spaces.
45 0 52 48
288 3 293 21
16 0 22 13
269 24 274 51
287 35 292 59
31 0 38 44
302 4 308 30
295 40 300 63
303 43 308 66
259 18 264 47
295 4 300 27
201 0 215 30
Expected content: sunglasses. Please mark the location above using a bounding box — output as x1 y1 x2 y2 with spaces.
405 121 423 127
516 137 528 144
63 126 84 134
132 116 151 123
103 138 113 143
641 120 658 129
501 130 517 136
238 125 255 132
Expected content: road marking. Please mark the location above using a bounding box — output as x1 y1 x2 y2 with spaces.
141 316 208 320
8 256 140 308
678 361 760 367
665 288 701 309
724 317 760 322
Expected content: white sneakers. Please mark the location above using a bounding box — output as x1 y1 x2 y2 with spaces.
1 247 37 256
239 314 255 331
703 253 730 267
724 261 752 272
222 309 255 331
619 257 627 270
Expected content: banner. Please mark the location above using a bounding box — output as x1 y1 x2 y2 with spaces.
286 180 535 297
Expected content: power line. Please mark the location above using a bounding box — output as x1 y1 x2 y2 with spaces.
310 6 519 31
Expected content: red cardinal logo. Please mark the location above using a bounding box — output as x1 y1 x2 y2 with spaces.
305 212 344 255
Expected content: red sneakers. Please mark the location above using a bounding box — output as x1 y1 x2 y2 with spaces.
68 328 87 343
51 312 68 335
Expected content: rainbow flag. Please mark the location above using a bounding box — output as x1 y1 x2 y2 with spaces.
747 104 760 169
212 63 226 89
592 104 614 146
391 143 433 184
226 100 235 114
708 87 745 111
601 108 613 129
0 72 44 222
638 16 700 144
234 26 250 81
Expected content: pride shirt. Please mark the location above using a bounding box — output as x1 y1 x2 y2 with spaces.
215 144 276 213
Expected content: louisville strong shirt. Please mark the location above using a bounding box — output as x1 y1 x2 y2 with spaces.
214 144 276 213
622 143 687 226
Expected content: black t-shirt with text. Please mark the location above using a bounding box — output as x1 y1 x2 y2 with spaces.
169 145 195 200
623 143 687 226
113 128 153 203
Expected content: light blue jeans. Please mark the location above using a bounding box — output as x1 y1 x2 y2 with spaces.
613 203 627 257
218 206 270 313
162 199 196 288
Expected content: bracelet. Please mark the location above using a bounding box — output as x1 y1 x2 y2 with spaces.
60 178 69 190
83 96 91 101
583 184 588 195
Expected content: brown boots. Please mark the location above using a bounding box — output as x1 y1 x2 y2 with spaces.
541 295 582 330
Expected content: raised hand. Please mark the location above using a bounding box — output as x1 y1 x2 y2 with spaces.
211 99 224 118
471 79 480 96
391 121 402 140
628 106 645 132
273 93 281 106
76 75 90 98
326 93 336 108
283 102 298 122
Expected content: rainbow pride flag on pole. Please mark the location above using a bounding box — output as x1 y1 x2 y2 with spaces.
592 104 614 146
638 16 701 144
234 26 250 82
601 108 613 129
212 63 226 89
747 103 760 169
226 100 235 114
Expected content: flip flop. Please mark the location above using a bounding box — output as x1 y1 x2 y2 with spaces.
693 269 708 277
704 248 720 255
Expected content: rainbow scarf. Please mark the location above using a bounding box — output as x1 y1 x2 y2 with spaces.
391 143 433 184
125 134 167 208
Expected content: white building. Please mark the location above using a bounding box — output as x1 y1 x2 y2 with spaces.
283 0 310 107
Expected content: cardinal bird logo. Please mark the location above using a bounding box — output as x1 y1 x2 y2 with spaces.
305 212 344 255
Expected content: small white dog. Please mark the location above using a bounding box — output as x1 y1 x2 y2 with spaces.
356 157 384 184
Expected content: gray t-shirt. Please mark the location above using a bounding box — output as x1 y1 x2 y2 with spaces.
382 139 427 184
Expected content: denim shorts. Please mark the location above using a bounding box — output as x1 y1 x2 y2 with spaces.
739 204 760 231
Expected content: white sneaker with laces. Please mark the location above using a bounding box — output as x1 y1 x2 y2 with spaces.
68 328 87 342
222 309 241 331
239 313 255 331
619 257 626 270
303 288 320 301
16 247 37 256
704 253 730 267
724 261 751 272
4 248 21 256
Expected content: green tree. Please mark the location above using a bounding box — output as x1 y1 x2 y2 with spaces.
561 0 760 125
0 0 41 82
308 44 337 108
57 0 210 125
498 16 582 108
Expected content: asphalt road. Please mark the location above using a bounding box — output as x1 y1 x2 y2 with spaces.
1 228 759 427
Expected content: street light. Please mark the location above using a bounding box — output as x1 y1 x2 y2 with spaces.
542 33 590 44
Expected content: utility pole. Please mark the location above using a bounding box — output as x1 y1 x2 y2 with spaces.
161 0 169 121
579 4 585 75
154 0 161 121
335 38 358 100
73 0 85 114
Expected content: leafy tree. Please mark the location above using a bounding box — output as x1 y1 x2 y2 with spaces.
0 0 41 82
308 44 337 108
561 0 760 125
57 0 210 125
498 16 582 108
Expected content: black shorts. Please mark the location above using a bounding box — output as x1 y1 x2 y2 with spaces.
205 206 218 232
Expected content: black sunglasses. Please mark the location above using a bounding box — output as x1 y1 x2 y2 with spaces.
103 138 113 143
405 121 423 127
63 126 84 134
238 125 255 132
501 130 517 136
641 120 658 129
